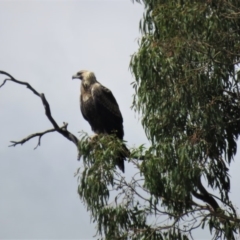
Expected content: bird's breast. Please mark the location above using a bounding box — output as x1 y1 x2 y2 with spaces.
81 84 93 102
82 93 92 102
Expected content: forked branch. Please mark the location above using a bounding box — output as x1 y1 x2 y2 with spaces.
0 71 79 155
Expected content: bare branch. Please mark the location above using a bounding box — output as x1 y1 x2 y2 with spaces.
0 71 80 155
9 124 68 149
0 71 41 96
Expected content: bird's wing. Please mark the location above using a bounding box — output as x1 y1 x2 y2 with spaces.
92 83 123 120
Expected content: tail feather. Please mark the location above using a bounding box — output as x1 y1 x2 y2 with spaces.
116 144 130 173
117 157 125 173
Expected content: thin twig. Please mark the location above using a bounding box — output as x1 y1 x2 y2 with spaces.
9 125 68 149
0 70 80 156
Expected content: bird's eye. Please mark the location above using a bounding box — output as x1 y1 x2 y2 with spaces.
78 72 83 79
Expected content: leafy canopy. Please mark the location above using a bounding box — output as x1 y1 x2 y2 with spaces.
77 1 240 239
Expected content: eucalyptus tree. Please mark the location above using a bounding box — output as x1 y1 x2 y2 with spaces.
78 1 240 239
2 1 240 239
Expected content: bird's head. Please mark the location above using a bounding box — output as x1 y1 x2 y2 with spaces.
72 70 97 86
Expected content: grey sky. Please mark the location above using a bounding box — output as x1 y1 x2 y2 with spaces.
0 1 240 239
0 1 145 239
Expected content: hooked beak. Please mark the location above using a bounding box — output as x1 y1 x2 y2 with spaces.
72 73 81 80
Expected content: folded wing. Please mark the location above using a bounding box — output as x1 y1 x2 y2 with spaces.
91 83 124 140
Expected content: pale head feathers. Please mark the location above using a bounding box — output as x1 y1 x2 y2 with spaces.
72 70 97 86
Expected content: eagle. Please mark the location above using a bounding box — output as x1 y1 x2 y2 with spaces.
72 70 127 172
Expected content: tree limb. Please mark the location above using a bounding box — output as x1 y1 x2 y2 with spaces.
9 124 69 149
192 176 220 212
0 70 80 157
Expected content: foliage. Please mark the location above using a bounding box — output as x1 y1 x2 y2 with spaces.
77 134 149 240
77 1 240 239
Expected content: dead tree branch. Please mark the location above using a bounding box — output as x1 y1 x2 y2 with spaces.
0 70 80 156
9 123 69 149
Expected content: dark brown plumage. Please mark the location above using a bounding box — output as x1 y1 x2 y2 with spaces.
72 70 126 172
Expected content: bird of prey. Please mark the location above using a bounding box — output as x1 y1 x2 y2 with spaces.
72 70 127 172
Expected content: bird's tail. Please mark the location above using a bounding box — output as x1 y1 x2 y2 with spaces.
116 143 130 173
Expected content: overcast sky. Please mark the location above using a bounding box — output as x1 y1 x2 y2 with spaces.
0 1 240 240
